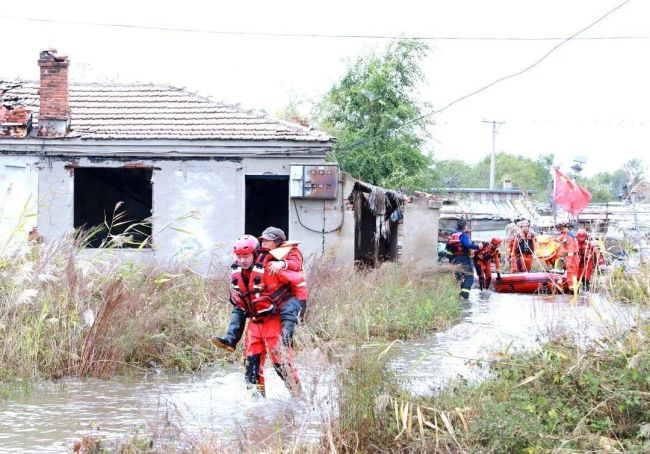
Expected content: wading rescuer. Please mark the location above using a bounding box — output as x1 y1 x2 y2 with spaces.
509 220 535 272
211 234 305 397
576 229 604 291
212 227 308 352
446 219 482 299
473 237 502 290
556 223 579 294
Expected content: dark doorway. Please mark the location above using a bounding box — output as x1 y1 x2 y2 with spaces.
245 176 289 238
352 184 402 267
74 167 153 248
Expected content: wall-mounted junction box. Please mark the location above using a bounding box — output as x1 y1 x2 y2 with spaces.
290 164 338 199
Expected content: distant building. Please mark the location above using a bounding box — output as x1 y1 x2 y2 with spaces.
433 183 537 232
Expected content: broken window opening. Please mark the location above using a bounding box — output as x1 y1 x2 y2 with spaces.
73 167 153 248
245 176 289 239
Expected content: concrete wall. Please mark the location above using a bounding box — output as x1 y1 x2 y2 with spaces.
401 194 441 262
36 156 355 269
0 155 38 248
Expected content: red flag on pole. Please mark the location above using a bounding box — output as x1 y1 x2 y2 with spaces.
553 168 592 216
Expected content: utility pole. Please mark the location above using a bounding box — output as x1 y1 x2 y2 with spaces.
482 120 505 189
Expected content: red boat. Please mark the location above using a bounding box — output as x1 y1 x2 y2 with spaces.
493 271 569 294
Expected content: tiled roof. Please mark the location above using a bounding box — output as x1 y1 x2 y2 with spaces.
0 80 332 142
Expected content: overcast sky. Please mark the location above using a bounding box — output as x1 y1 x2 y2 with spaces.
1 0 649 177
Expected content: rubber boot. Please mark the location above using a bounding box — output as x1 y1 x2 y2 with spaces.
211 308 246 352
281 319 297 348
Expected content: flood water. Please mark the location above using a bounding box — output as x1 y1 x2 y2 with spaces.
0 354 335 453
0 290 642 452
390 290 641 395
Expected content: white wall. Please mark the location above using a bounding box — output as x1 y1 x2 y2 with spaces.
36 156 355 269
0 156 38 250
402 195 441 262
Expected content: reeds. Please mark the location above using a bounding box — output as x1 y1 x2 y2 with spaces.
0 231 232 382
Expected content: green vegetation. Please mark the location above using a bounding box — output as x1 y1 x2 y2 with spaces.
328 322 650 453
419 322 650 453
431 152 646 203
316 39 433 191
606 263 650 304
431 153 554 201
325 267 650 453
307 259 461 342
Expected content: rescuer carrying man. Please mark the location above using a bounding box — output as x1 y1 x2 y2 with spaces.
212 227 307 351
211 234 306 397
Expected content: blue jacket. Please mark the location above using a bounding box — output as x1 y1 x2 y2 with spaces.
459 231 480 251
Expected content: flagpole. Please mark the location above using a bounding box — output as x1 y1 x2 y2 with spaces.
552 167 557 228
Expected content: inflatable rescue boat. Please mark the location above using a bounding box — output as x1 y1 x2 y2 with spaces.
493 271 569 294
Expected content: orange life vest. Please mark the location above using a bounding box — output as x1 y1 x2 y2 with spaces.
229 252 292 318
515 232 535 256
446 232 464 256
475 244 499 262
268 243 309 300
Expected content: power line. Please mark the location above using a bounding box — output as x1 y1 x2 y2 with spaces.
0 14 647 41
336 0 634 153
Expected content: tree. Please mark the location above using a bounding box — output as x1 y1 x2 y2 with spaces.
315 40 431 191
429 159 474 189
451 152 555 200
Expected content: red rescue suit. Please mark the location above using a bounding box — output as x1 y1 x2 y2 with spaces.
509 231 535 272
473 244 502 290
557 233 579 293
577 239 604 289
230 252 305 396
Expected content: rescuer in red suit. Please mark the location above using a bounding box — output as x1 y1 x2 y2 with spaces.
473 237 503 290
212 235 305 397
509 220 535 272
576 228 604 291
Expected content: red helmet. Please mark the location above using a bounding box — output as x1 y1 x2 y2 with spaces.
576 229 588 241
490 237 502 245
233 234 259 255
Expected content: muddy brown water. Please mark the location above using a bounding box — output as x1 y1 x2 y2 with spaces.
0 290 641 452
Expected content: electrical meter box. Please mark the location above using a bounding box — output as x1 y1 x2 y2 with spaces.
290 164 338 199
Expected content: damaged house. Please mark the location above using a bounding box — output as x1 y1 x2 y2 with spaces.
0 50 440 267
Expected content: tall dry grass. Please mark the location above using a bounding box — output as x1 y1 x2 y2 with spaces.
0 226 460 384
0 233 232 382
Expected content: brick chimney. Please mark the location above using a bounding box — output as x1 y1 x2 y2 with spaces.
37 49 70 137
